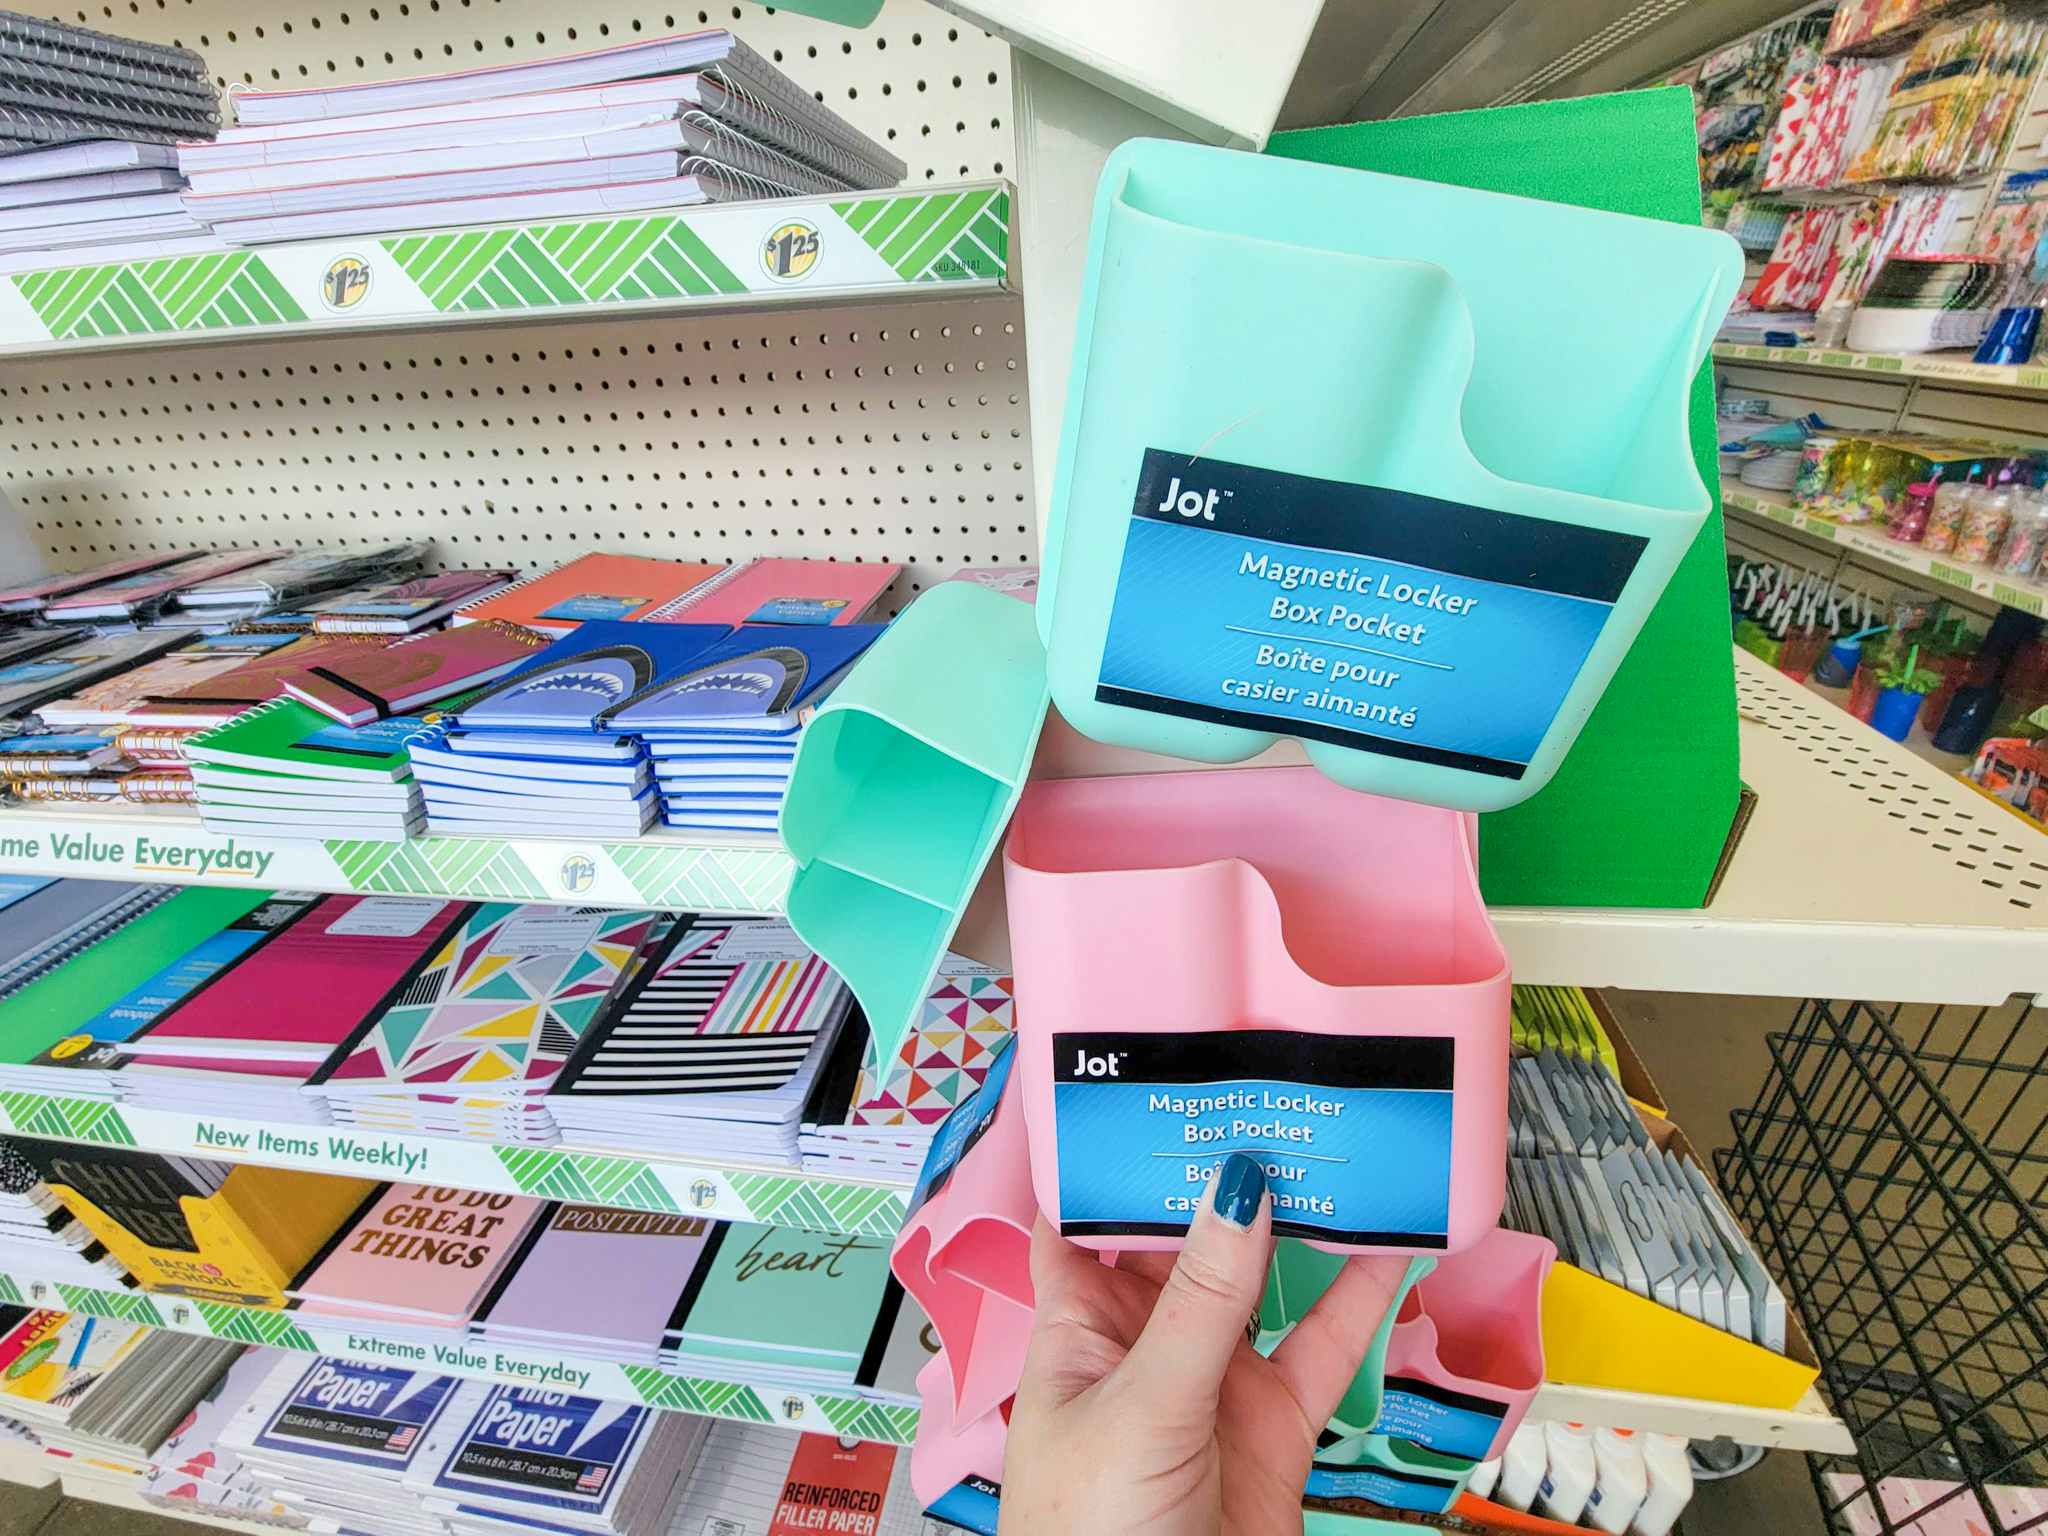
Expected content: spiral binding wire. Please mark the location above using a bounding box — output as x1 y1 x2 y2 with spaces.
677 153 803 203
680 110 852 197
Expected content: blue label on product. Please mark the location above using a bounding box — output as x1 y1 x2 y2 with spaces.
1373 1377 1508 1461
746 597 848 625
1052 1030 1453 1247
926 1475 1003 1534
1097 450 1648 779
300 713 430 758
538 593 648 622
907 1036 1015 1221
1303 1462 1460 1513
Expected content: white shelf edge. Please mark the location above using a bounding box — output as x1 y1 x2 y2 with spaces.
0 804 797 914
1712 339 2048 395
0 1093 908 1238
1531 1381 1853 1454
0 1265 919 1447
1722 487 2048 618
1496 651 2048 1006
0 181 1015 360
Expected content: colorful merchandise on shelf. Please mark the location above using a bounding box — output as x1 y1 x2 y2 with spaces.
1844 9 2048 183
17 1143 373 1307
1751 206 1847 310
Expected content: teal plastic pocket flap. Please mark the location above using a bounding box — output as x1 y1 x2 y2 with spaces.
780 580 1049 1070
1039 139 1742 811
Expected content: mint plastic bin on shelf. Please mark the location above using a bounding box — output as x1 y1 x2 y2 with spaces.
1037 138 1742 812
781 579 1049 1071
1376 1227 1556 1462
1003 765 1511 1256
1302 1516 1417 1536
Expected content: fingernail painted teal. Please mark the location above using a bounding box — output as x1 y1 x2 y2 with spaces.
1211 1153 1266 1230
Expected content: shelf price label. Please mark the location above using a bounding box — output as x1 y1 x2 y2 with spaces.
1991 583 2044 615
1928 562 1977 592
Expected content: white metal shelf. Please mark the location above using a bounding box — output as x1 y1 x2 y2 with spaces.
0 1265 919 1448
0 183 1014 359
1712 339 2048 393
0 1090 906 1238
0 1258 1850 1453
1723 486 2048 617
1493 649 2048 1006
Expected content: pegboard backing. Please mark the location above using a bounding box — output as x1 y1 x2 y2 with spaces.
33 0 1012 185
0 294 1036 605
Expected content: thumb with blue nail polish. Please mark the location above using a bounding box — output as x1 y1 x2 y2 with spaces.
1002 1151 1409 1535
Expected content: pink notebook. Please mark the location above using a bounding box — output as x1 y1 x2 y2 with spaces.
648 557 901 626
129 895 470 1062
0 552 201 611
291 1184 545 1323
44 549 288 619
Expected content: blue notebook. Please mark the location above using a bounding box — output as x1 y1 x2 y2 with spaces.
602 623 886 733
453 621 729 732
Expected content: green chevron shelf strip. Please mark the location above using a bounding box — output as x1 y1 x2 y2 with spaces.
725 1172 907 1236
0 1093 136 1146
2 1270 918 1443
831 187 1009 281
492 1149 682 1212
0 182 1012 352
603 842 794 910
325 837 549 899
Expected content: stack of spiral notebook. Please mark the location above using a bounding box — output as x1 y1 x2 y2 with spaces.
176 30 906 247
0 10 220 271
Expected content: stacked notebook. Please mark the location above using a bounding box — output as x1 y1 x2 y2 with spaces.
1505 1048 1791 1353
408 1382 709 1536
548 915 857 1165
184 697 432 842
665 1426 926 1536
18 1141 374 1307
0 628 193 732
801 957 1015 1178
134 1345 293 1523
0 1138 130 1287
0 876 166 1004
308 903 660 1143
470 1205 720 1365
169 540 432 628
279 621 547 729
218 1353 467 1536
411 621 713 837
0 886 310 1101
310 568 518 634
0 12 219 272
289 1183 545 1340
0 1308 242 1462
40 548 286 624
120 893 474 1120
617 623 884 833
662 1220 894 1388
178 30 904 247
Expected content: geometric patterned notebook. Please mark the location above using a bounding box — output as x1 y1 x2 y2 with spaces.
551 918 850 1098
312 904 657 1100
849 963 1014 1128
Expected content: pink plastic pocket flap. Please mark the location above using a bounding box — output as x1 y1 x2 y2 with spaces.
1003 766 1510 1257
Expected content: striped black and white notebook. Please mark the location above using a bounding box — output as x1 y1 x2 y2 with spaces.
549 916 853 1105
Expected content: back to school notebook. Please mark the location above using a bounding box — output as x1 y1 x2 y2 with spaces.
137 632 393 727
649 558 902 627
129 895 471 1062
451 553 724 634
281 622 548 726
184 697 426 783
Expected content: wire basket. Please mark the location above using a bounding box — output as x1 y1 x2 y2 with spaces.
1718 997 2048 1535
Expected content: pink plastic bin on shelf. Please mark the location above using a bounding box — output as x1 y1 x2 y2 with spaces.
1002 765 1510 1258
1373 1227 1556 1461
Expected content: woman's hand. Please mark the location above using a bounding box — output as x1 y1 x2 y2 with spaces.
999 1153 1410 1536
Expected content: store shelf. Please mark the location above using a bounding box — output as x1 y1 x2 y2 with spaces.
0 1259 1850 1452
1722 487 2048 616
1713 339 2048 394
1530 1381 1852 1454
0 805 796 912
0 182 1013 356
1492 650 2048 1006
0 1093 907 1238
0 1267 919 1447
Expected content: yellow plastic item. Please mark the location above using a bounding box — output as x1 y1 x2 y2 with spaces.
1542 1261 1818 1410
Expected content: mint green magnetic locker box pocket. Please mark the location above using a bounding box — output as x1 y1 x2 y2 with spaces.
1038 139 1742 812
